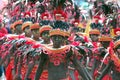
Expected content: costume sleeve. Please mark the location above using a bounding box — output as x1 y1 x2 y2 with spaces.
34 52 48 80
69 49 92 80
97 60 113 80
91 58 97 77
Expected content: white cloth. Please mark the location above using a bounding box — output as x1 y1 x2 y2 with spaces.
0 72 6 80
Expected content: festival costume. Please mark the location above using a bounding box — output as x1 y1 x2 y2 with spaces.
22 21 33 31
90 16 103 30
97 40 120 80
39 12 52 26
85 29 101 72
34 29 92 80
92 36 112 80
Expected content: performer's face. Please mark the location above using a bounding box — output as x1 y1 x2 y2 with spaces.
31 29 40 38
101 41 110 48
15 24 22 34
90 34 99 42
41 30 50 40
51 35 64 48
24 26 31 37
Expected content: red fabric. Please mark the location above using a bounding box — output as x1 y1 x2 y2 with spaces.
6 64 13 80
68 36 74 42
32 44 41 48
41 12 49 19
74 70 79 80
94 69 98 79
102 74 112 80
84 36 89 43
29 65 38 80
6 58 14 80
40 70 48 80
114 28 120 35
92 42 98 48
25 40 34 45
21 65 27 80
0 33 5 38
110 53 120 72
71 41 80 46
109 41 114 49
94 15 101 19
18 35 25 39
0 28 8 34
24 11 31 17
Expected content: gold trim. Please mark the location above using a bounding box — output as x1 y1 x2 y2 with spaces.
43 45 70 54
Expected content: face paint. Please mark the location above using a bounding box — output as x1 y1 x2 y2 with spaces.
32 29 39 34
31 29 40 38
15 24 22 34
41 30 50 40
101 41 110 48
16 24 22 31
90 34 99 42
24 26 31 37
24 26 30 33
51 35 64 48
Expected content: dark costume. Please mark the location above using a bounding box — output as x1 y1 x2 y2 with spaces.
34 29 92 80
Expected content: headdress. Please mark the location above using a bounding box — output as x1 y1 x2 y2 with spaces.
24 11 31 17
39 25 52 36
72 19 80 25
50 29 70 37
10 24 15 30
89 29 100 35
22 21 33 31
53 10 64 17
99 36 112 41
114 28 120 35
13 20 23 29
93 15 101 20
41 12 50 19
30 23 40 30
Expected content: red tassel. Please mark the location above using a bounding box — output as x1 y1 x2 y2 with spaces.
32 44 41 48
18 35 25 39
109 41 114 48
25 41 33 45
84 36 89 43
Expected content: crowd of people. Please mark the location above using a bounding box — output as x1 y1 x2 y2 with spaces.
0 0 120 80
